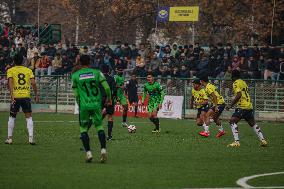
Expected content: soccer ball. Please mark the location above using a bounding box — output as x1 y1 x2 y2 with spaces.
127 125 136 133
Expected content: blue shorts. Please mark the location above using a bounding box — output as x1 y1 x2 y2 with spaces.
10 98 32 115
211 104 225 118
197 104 209 118
232 108 254 121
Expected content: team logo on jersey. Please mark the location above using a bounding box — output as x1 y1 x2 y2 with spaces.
79 72 94 80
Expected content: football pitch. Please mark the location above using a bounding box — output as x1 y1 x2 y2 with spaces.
0 112 283 189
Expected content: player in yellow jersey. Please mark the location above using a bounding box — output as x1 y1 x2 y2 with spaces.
226 70 267 147
5 54 39 145
200 76 226 138
190 79 210 136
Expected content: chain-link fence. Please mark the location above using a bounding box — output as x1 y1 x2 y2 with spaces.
0 75 283 118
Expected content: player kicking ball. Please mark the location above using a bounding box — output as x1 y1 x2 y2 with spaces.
5 54 39 145
141 73 165 133
200 76 226 138
226 70 267 147
114 66 129 127
72 55 112 163
190 79 210 135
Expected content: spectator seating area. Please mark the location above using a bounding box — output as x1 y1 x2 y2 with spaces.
1 22 284 84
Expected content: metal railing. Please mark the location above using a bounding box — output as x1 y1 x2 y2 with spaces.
0 75 283 115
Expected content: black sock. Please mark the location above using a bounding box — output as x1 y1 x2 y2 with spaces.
98 130 106 149
153 118 160 130
107 121 113 138
134 106 138 116
123 111 127 122
149 117 155 123
80 132 90 152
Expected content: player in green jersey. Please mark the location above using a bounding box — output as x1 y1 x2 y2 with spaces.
114 66 128 127
142 73 165 133
72 55 112 163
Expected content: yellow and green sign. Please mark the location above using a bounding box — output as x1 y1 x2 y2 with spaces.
169 6 199 22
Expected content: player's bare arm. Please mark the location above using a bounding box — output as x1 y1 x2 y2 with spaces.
8 77 15 103
31 78 39 103
226 92 241 110
210 93 219 112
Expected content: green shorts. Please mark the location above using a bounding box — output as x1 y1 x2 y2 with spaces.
148 99 160 113
79 106 103 133
117 94 127 106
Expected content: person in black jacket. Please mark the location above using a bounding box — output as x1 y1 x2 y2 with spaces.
125 73 139 117
101 64 117 140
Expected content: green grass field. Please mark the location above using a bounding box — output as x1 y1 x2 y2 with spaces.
0 112 283 189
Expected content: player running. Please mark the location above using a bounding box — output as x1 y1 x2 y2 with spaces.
200 76 226 138
141 73 165 133
5 54 39 145
226 70 268 147
190 79 210 135
101 65 117 141
114 66 129 127
72 55 112 163
125 73 139 117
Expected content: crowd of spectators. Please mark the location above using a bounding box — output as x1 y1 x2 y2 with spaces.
1 22 284 83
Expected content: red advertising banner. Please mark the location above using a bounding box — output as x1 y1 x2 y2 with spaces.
114 95 149 118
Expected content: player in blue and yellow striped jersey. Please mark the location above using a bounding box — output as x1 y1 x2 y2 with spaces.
226 70 267 147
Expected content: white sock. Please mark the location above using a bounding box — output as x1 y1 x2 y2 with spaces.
26 117 34 138
252 124 264 140
217 125 224 132
203 123 209 133
8 116 15 138
230 123 239 141
101 148 107 154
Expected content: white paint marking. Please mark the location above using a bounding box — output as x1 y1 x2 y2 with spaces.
182 187 243 189
183 188 284 189
236 172 284 188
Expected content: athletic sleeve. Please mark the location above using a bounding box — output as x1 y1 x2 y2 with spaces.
233 81 241 94
99 71 106 83
71 74 79 100
29 69 35 79
101 80 111 100
202 89 209 100
206 84 214 95
6 68 13 79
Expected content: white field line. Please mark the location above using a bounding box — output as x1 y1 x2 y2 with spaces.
236 171 284 189
182 188 243 189
183 188 284 189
